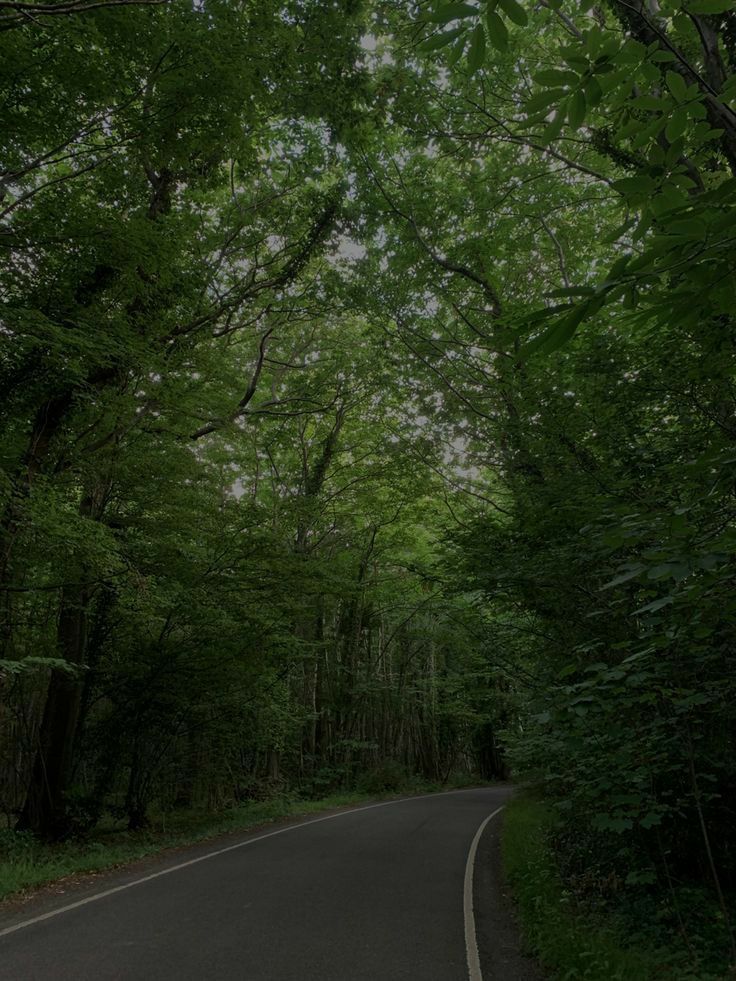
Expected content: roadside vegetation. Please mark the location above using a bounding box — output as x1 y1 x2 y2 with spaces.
0 793 368 903
0 772 479 903
503 795 732 980
1 0 735 974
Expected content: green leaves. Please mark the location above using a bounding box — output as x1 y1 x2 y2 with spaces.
584 75 603 107
525 88 566 113
668 217 707 238
592 813 634 833
541 110 565 143
665 107 689 141
497 0 528 26
566 89 586 129
426 2 478 21
533 68 579 86
485 10 509 51
447 35 468 66
418 28 465 51
418 0 533 70
522 301 591 356
685 0 734 12
632 596 675 615
467 24 487 70
612 175 657 198
665 70 688 102
601 566 644 590
529 66 592 133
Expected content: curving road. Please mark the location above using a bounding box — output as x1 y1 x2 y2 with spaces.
0 786 532 981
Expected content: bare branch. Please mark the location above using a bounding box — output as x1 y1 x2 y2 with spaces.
365 155 502 315
190 327 275 440
0 0 168 31
539 216 570 289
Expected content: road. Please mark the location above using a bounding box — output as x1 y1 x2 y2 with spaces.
0 786 536 981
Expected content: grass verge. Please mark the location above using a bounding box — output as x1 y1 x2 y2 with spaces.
0 793 366 903
0 778 477 904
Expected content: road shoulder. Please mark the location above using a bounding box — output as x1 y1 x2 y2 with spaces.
475 808 546 980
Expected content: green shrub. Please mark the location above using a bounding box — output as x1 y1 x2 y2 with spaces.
356 760 409 794
502 794 693 980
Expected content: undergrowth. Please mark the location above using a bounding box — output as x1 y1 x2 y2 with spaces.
501 794 733 980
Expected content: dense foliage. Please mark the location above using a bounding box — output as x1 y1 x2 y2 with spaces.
0 0 507 845
1 0 736 973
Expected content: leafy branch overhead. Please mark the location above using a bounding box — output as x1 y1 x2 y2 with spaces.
416 0 736 353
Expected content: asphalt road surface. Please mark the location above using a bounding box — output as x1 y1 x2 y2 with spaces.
0 786 539 981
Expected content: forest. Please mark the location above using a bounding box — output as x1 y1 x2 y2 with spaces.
1 0 735 976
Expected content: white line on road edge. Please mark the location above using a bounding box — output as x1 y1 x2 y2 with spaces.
0 788 502 940
464 805 505 981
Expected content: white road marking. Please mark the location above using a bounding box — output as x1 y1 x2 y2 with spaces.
464 805 505 981
0 788 504 939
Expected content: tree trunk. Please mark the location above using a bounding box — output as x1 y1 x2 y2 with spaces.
16 484 108 838
16 582 89 838
476 723 509 781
